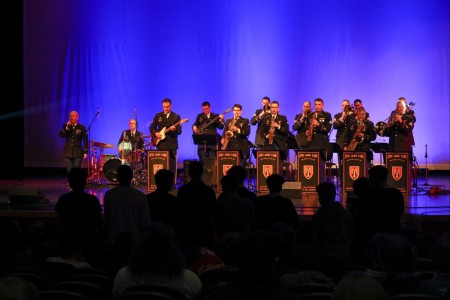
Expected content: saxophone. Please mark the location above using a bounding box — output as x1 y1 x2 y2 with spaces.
268 115 275 145
347 121 366 151
306 113 316 142
222 118 236 150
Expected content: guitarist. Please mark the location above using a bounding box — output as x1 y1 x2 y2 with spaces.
192 101 225 161
150 98 182 177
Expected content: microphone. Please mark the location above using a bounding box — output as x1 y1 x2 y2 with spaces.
97 107 100 118
425 144 428 159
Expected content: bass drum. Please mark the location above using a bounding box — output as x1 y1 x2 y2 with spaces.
103 159 123 183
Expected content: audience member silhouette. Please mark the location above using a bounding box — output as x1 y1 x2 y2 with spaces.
222 165 257 203
369 165 404 234
375 233 421 296
333 272 387 300
146 169 179 231
349 177 377 265
215 174 255 240
417 237 450 298
0 218 33 269
311 181 354 261
177 161 216 249
112 223 202 299
45 232 92 269
0 276 38 300
253 174 299 231
202 231 297 300
55 167 102 257
104 164 151 244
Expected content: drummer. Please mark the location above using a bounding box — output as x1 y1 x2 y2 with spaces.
118 119 145 161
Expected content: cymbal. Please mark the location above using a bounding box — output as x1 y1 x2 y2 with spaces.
91 141 114 148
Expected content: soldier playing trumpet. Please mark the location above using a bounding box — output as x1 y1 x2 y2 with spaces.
383 98 416 152
250 96 271 150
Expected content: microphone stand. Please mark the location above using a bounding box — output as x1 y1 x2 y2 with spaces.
423 144 429 186
87 111 100 184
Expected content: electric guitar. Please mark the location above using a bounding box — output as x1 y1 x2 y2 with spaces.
196 107 232 134
152 118 189 146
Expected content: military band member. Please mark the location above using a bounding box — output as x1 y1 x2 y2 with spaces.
306 98 333 159
260 101 289 160
150 98 182 177
354 99 370 120
221 104 251 164
192 101 225 161
344 107 376 162
118 119 144 160
59 111 88 173
250 96 271 150
384 98 416 152
293 101 312 150
333 99 353 150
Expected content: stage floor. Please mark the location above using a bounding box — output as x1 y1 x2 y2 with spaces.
0 173 449 217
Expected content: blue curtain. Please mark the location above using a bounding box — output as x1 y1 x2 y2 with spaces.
24 0 449 168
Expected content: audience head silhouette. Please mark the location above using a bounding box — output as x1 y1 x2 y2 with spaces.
316 181 336 205
220 174 239 193
117 164 133 186
430 237 450 272
227 165 247 185
127 223 185 277
188 161 203 179
353 176 371 198
333 272 387 300
266 174 285 193
369 165 388 188
155 169 174 192
0 276 38 300
67 167 87 191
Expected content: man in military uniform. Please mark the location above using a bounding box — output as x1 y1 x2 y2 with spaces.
150 98 183 177
306 98 333 160
59 111 88 173
192 101 225 161
384 98 416 152
344 107 376 162
293 101 312 150
221 104 251 164
250 96 271 150
260 101 290 161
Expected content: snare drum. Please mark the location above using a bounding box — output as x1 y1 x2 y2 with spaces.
103 159 124 183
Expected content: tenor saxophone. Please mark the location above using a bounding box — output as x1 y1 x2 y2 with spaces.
222 118 236 150
347 121 366 151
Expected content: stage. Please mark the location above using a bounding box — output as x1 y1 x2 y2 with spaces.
1 170 448 214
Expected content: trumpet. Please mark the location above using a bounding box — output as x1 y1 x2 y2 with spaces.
344 105 354 115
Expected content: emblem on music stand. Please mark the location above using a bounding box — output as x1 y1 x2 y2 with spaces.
263 165 273 178
392 166 403 181
349 166 360 181
303 165 313 180
223 165 232 176
153 164 163 174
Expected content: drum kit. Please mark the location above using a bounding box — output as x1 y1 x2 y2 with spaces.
87 137 153 185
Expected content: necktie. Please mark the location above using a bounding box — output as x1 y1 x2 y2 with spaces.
131 132 134 137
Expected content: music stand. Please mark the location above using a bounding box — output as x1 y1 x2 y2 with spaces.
285 135 300 150
371 142 389 165
192 134 218 156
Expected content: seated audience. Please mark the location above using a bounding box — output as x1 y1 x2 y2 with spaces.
112 223 202 299
253 174 299 231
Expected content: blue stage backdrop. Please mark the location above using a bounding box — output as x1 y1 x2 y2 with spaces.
24 0 449 169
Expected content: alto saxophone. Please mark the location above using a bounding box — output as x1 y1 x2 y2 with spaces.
347 121 366 151
222 117 236 150
306 113 316 142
